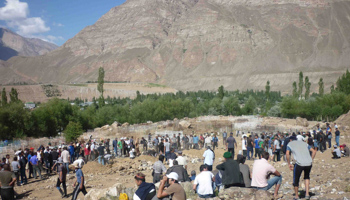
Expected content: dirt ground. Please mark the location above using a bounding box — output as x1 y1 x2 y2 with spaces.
14 133 350 200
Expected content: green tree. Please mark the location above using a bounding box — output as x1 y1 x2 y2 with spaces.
9 88 19 103
218 85 224 99
242 96 257 115
292 81 298 98
298 71 304 98
318 78 324 96
64 121 83 142
265 80 270 100
1 88 7 106
97 67 105 107
304 76 311 99
330 85 335 93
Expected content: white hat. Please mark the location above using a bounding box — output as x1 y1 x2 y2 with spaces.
166 172 179 181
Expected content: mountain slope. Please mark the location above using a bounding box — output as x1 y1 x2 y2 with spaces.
0 28 58 60
3 0 350 93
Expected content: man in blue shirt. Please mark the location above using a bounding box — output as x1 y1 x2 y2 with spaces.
254 135 261 159
112 138 118 157
193 135 199 149
69 143 75 163
222 132 227 146
71 162 87 200
29 154 42 179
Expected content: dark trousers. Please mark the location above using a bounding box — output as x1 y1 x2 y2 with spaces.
29 163 33 178
275 149 281 161
56 178 67 196
243 150 247 157
327 138 332 148
320 141 326 152
247 147 253 160
14 171 20 186
45 160 52 174
20 168 27 184
71 184 87 200
255 148 262 159
0 188 14 200
228 148 235 159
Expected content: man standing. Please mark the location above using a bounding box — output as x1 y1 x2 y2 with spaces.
251 152 283 199
193 165 215 198
222 131 227 146
97 143 105 165
247 135 254 160
212 134 219 151
157 172 186 200
117 139 123 157
158 139 164 155
0 164 16 200
61 147 70 174
133 173 156 200
69 143 75 164
177 133 181 150
335 128 340 147
56 158 67 198
273 136 281 162
71 162 87 200
203 146 215 171
19 152 27 185
30 152 42 179
11 157 20 186
226 133 237 159
193 135 199 150
152 137 159 153
152 155 167 183
164 139 171 161
113 138 118 157
242 135 247 157
216 152 243 188
254 135 261 159
286 136 316 200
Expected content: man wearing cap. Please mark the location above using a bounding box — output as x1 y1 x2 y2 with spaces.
55 158 67 198
286 135 316 200
133 173 156 200
72 162 87 200
216 152 243 188
203 146 215 171
157 172 186 200
332 145 341 159
176 151 187 170
252 152 283 199
226 132 237 159
193 164 215 198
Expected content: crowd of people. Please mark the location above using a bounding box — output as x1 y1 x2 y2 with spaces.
0 121 349 200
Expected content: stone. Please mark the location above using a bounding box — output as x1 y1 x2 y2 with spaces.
101 125 110 130
296 117 309 127
179 120 191 128
84 183 137 200
122 122 130 127
218 187 274 200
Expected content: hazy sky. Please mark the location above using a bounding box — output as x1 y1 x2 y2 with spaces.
0 0 126 46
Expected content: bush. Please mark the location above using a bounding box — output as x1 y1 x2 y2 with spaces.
64 121 83 142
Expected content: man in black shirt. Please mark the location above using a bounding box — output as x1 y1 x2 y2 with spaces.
43 147 53 174
158 139 164 155
247 135 254 160
97 144 105 165
51 148 59 172
335 128 340 147
19 152 27 185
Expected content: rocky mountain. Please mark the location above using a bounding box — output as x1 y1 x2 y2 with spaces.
2 0 350 93
0 28 58 60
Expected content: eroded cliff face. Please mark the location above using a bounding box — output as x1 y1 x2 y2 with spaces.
4 0 350 93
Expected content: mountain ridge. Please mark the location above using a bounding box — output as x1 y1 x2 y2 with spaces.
2 0 350 93
0 28 58 61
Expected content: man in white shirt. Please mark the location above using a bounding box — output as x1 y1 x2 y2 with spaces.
273 137 281 162
203 146 214 171
176 151 187 170
252 152 283 199
193 165 215 198
164 139 171 161
332 145 341 159
242 135 247 157
61 147 70 174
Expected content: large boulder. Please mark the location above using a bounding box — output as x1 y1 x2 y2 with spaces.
218 187 274 200
179 120 191 128
101 125 110 130
296 117 309 127
85 183 137 200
